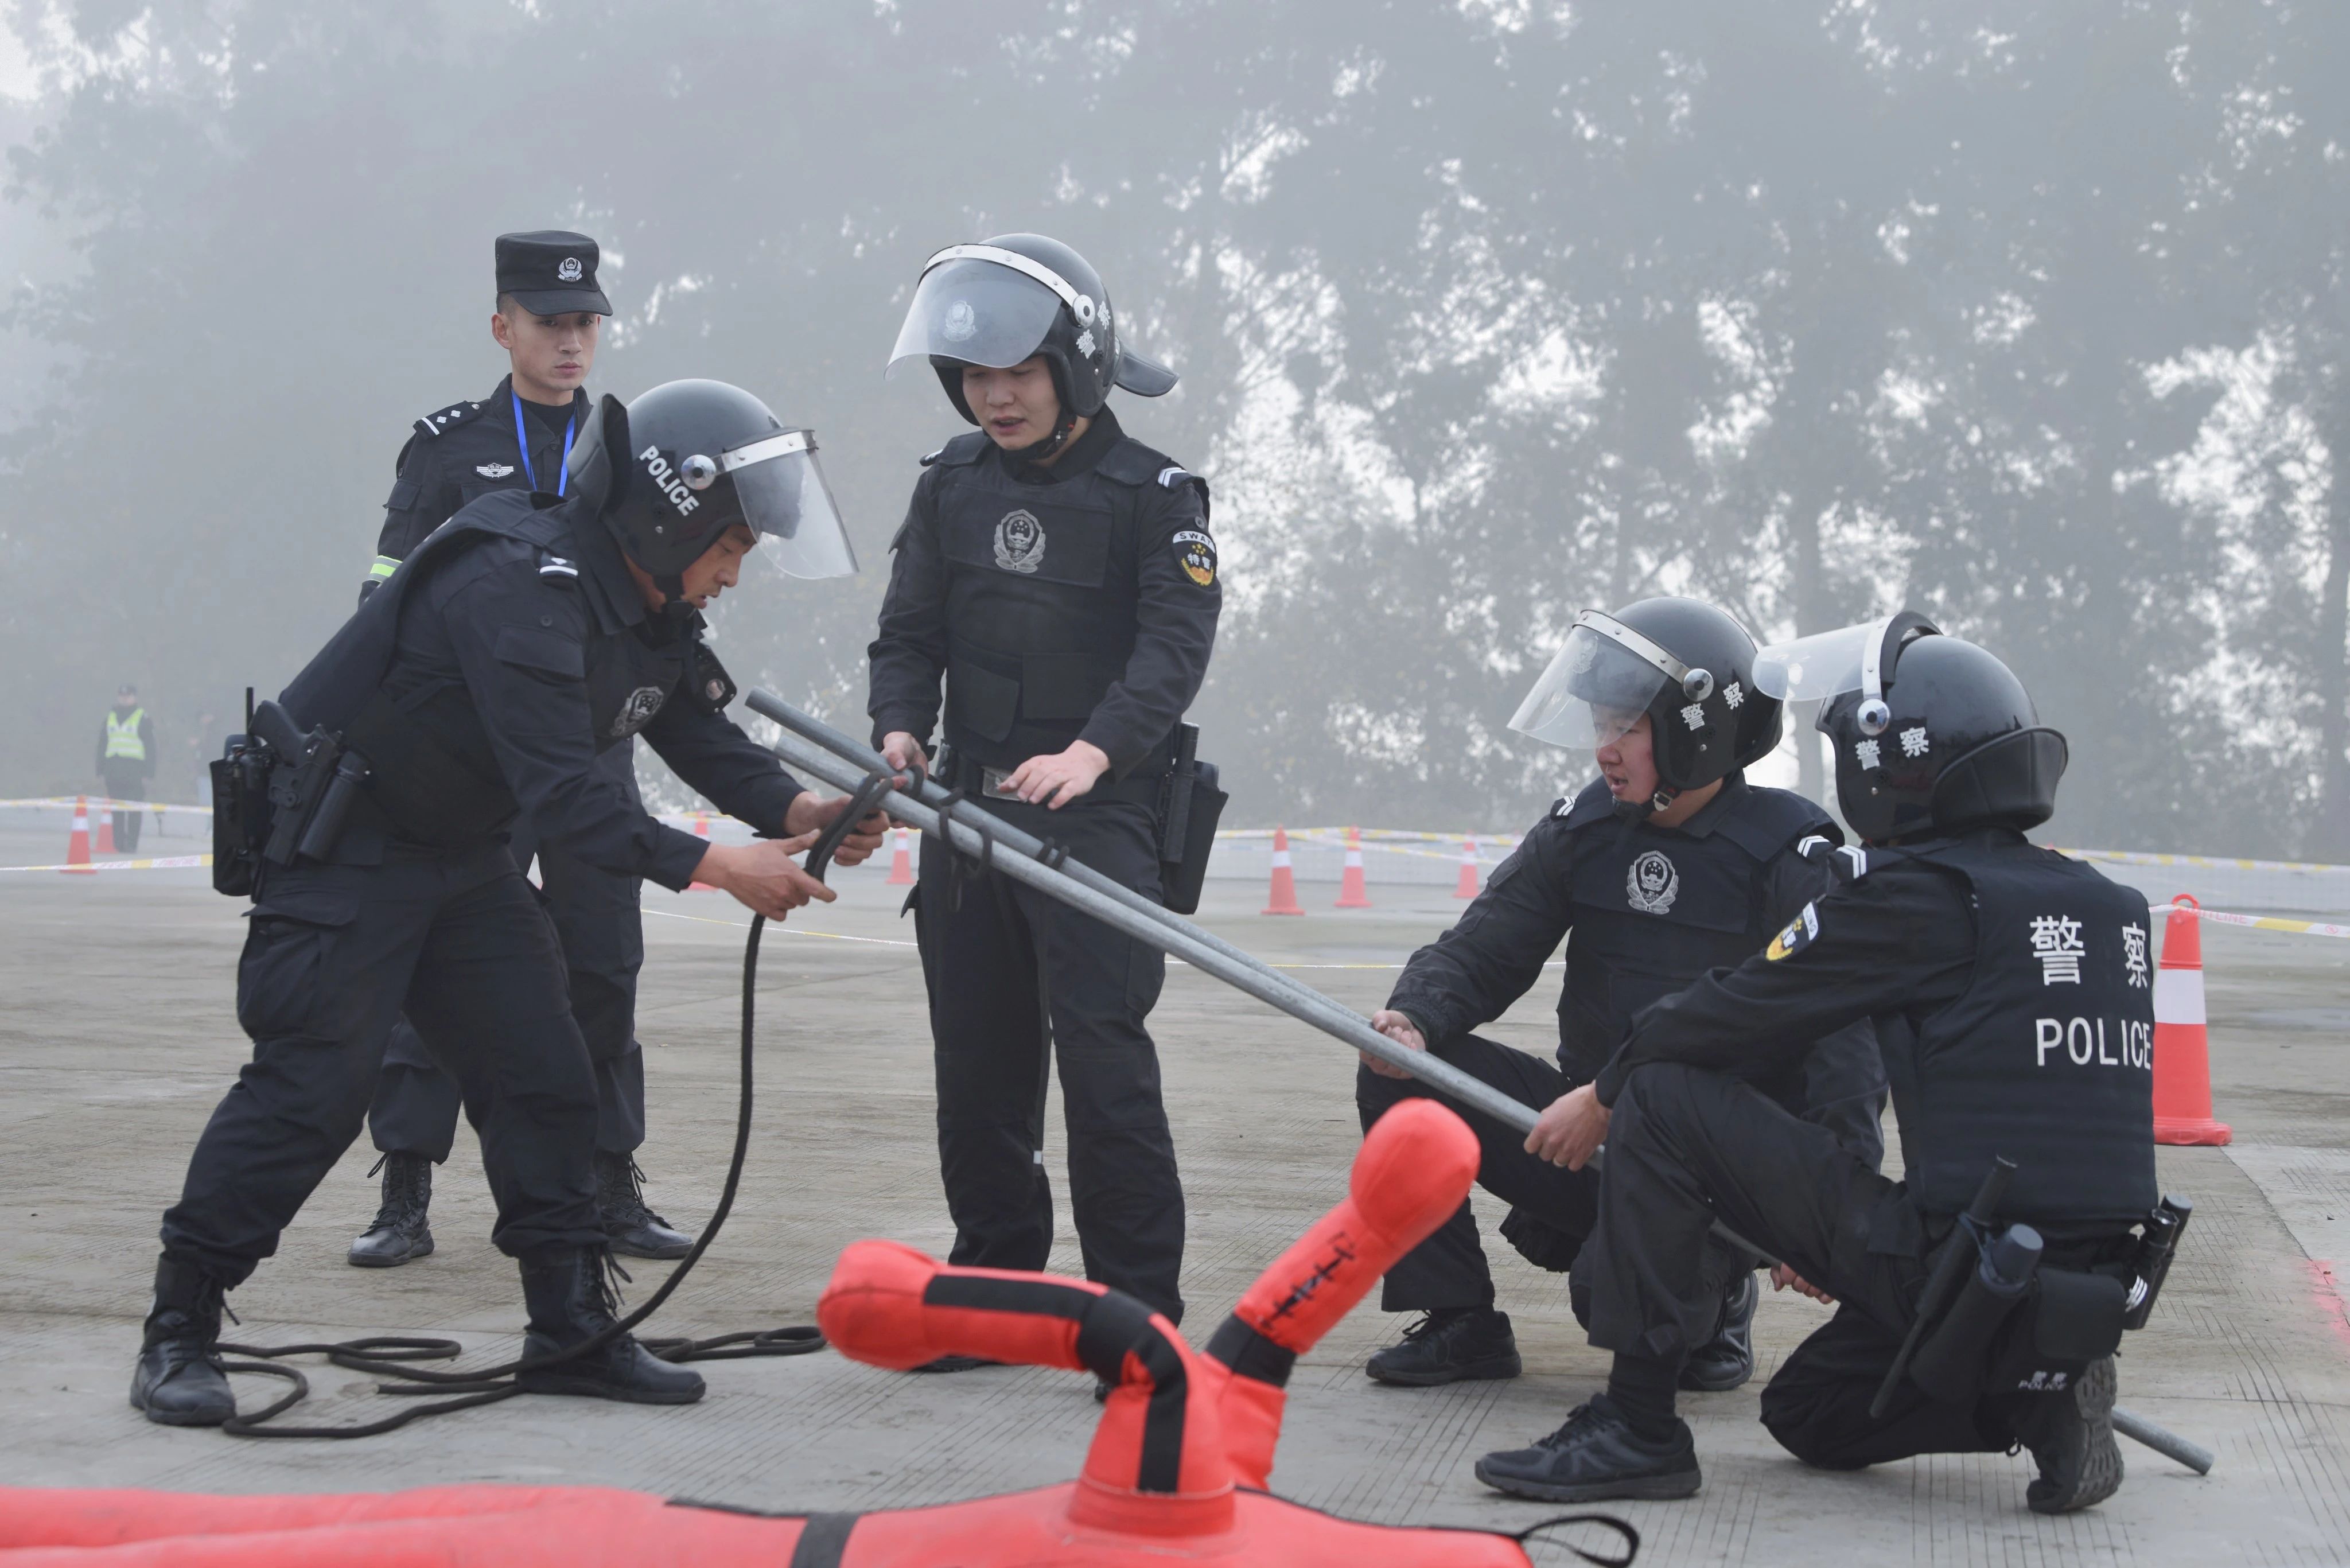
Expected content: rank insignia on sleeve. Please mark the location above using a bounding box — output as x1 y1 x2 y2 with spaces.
1173 529 1216 587
1766 902 1819 962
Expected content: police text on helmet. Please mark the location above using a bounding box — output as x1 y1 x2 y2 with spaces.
638 447 701 516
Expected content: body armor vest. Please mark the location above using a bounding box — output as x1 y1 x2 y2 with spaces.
1555 780 1832 1083
1888 837 2158 1227
282 492 703 845
924 430 1186 770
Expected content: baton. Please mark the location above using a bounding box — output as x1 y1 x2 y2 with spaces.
749 691 2214 1473
1869 1157 2013 1420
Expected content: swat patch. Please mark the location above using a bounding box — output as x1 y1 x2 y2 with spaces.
1173 529 1216 587
610 685 667 738
1766 902 1820 962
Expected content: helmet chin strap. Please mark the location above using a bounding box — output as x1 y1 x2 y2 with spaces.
1010 407 1081 464
1612 784 1679 825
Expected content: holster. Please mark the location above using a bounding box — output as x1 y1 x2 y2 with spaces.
1155 722 1227 916
1984 1268 2130 1398
209 739 272 897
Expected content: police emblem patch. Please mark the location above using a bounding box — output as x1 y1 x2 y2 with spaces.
941 298 979 344
1766 902 1820 962
1173 529 1216 587
557 256 583 282
993 509 1046 573
611 686 667 738
477 462 516 479
1625 850 1680 915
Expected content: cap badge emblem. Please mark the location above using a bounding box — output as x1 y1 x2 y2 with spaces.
993 509 1046 574
941 298 979 344
476 462 515 478
1075 328 1098 359
557 256 584 282
1625 850 1680 916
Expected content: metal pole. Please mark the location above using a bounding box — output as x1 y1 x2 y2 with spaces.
752 691 2213 1474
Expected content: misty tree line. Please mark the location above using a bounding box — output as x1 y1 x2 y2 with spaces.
3 1 2344 857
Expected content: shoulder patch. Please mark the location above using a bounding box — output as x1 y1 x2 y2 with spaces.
1171 528 1216 587
1765 901 1820 962
411 399 487 440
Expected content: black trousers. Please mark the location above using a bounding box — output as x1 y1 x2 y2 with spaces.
1592 1061 2035 1465
367 744 646 1161
912 791 1185 1322
101 764 147 851
1355 1035 1602 1312
159 842 604 1287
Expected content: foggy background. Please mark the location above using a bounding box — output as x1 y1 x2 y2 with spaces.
3 1 2345 858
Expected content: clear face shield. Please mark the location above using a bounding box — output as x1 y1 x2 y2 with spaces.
1751 613 1939 736
886 253 1066 374
1508 613 1682 751
719 430 858 581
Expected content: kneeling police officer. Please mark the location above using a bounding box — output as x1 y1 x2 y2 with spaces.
1481 617 2162 1513
133 379 877 1425
1357 598 1885 1390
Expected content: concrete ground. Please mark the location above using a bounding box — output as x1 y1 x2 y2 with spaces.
2 821 2347 1565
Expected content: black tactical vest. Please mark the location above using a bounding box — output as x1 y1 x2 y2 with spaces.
924 430 1191 770
1888 837 2157 1227
1556 780 1833 1080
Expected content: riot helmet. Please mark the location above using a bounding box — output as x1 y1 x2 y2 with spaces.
570 378 857 599
887 234 1179 435
1752 613 2067 842
1509 597 1784 815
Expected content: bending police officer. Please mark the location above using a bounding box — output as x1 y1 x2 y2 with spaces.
354 232 694 1267
132 379 878 1425
869 235 1216 1333
1356 598 1885 1391
1483 617 2159 1513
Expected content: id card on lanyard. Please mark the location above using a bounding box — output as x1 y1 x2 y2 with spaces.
512 391 578 497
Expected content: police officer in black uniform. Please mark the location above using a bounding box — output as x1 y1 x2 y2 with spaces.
867 235 1216 1332
353 232 695 1270
131 379 878 1425
1356 598 1885 1392
1474 617 2159 1513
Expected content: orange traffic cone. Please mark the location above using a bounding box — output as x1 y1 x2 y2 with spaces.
688 815 718 892
2152 894 2230 1146
1335 826 1372 909
95 805 116 856
1453 836 1480 900
62 795 94 874
1260 826 1304 916
886 827 916 886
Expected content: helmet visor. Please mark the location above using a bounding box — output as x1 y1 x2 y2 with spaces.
723 431 858 581
1752 622 1882 702
886 256 1062 373
1508 622 1671 750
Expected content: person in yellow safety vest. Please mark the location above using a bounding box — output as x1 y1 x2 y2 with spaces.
96 682 156 852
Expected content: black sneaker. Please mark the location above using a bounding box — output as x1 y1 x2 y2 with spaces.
596 1153 694 1260
348 1151 435 1268
129 1258 236 1427
1679 1270 1759 1392
2012 1356 2123 1514
1474 1394 1703 1503
1365 1306 1522 1387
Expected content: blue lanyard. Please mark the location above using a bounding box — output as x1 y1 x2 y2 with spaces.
512 391 577 497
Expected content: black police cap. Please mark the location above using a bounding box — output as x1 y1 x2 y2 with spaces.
496 229 611 317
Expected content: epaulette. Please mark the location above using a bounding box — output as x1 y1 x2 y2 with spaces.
413 399 488 440
1555 779 1618 830
921 432 992 468
1796 834 1872 884
1094 435 1182 488
1715 784 1838 862
536 550 580 581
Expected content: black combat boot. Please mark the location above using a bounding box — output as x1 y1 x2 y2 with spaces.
2009 1355 2123 1514
595 1153 694 1260
348 1151 435 1267
1679 1269 1759 1392
129 1256 236 1426
514 1246 705 1404
1364 1305 1522 1386
1474 1394 1703 1503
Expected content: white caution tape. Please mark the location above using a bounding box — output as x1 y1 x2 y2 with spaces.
2151 901 2350 940
2061 846 2350 876
0 854 212 873
0 796 212 815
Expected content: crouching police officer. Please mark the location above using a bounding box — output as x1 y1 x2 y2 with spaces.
1357 598 1885 1391
869 235 1215 1332
1482 617 2161 1513
133 379 878 1425
355 231 695 1268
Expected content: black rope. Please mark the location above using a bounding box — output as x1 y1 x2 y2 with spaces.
1515 1512 1640 1567
214 893 824 1437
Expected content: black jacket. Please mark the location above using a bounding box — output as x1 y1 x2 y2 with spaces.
363 376 589 601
